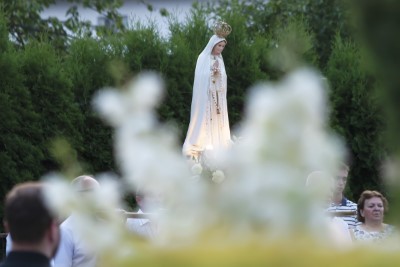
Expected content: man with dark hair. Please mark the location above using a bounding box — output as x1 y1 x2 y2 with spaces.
1 182 60 267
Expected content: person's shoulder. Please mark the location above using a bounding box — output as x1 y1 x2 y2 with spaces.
126 218 142 225
344 198 357 207
60 216 74 228
384 224 396 232
351 224 363 236
126 218 144 233
59 216 77 239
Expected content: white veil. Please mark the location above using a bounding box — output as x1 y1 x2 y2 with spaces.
183 35 230 156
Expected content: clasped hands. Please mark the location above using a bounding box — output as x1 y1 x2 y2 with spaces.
212 60 220 76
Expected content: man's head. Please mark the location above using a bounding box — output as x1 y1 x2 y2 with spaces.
4 182 60 257
71 175 100 192
333 162 350 195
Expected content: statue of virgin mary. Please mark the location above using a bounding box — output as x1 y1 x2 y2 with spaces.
183 21 233 159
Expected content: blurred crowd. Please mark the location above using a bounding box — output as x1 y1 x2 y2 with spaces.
0 164 397 267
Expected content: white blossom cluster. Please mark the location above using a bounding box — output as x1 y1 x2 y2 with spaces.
214 69 344 240
44 173 129 255
44 68 346 254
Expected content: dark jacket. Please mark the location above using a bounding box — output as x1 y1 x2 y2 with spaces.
0 251 51 267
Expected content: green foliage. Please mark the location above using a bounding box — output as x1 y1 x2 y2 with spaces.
267 17 318 79
222 13 265 124
163 9 210 136
64 37 118 173
0 17 44 233
20 41 83 170
201 1 319 82
0 0 388 232
289 0 351 67
206 0 351 68
124 26 168 74
0 0 126 48
0 9 9 51
352 0 400 152
352 0 400 224
325 35 385 200
1 0 63 47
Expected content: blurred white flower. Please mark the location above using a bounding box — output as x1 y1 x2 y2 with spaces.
43 173 128 254
127 71 164 111
92 88 127 127
191 163 203 175
43 174 77 219
43 67 348 254
212 170 225 184
216 68 344 241
190 175 201 182
381 157 400 186
232 135 244 143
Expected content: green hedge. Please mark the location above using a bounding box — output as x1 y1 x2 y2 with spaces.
0 1 387 230
325 35 385 201
64 38 117 173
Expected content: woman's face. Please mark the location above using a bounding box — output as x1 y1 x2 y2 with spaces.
212 41 226 55
361 196 385 223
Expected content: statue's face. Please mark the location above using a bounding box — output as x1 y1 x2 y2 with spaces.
212 41 226 56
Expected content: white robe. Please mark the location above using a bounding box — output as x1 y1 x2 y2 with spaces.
183 35 232 157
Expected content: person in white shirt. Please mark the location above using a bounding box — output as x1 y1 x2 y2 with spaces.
53 175 100 267
126 187 163 239
306 171 352 245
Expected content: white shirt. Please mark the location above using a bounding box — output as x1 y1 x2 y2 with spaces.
125 209 157 239
5 234 12 255
53 215 96 267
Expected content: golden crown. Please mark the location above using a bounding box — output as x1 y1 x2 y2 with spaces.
213 21 232 38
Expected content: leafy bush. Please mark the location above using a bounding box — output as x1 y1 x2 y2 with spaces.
64 38 119 173
325 35 385 200
0 0 387 235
